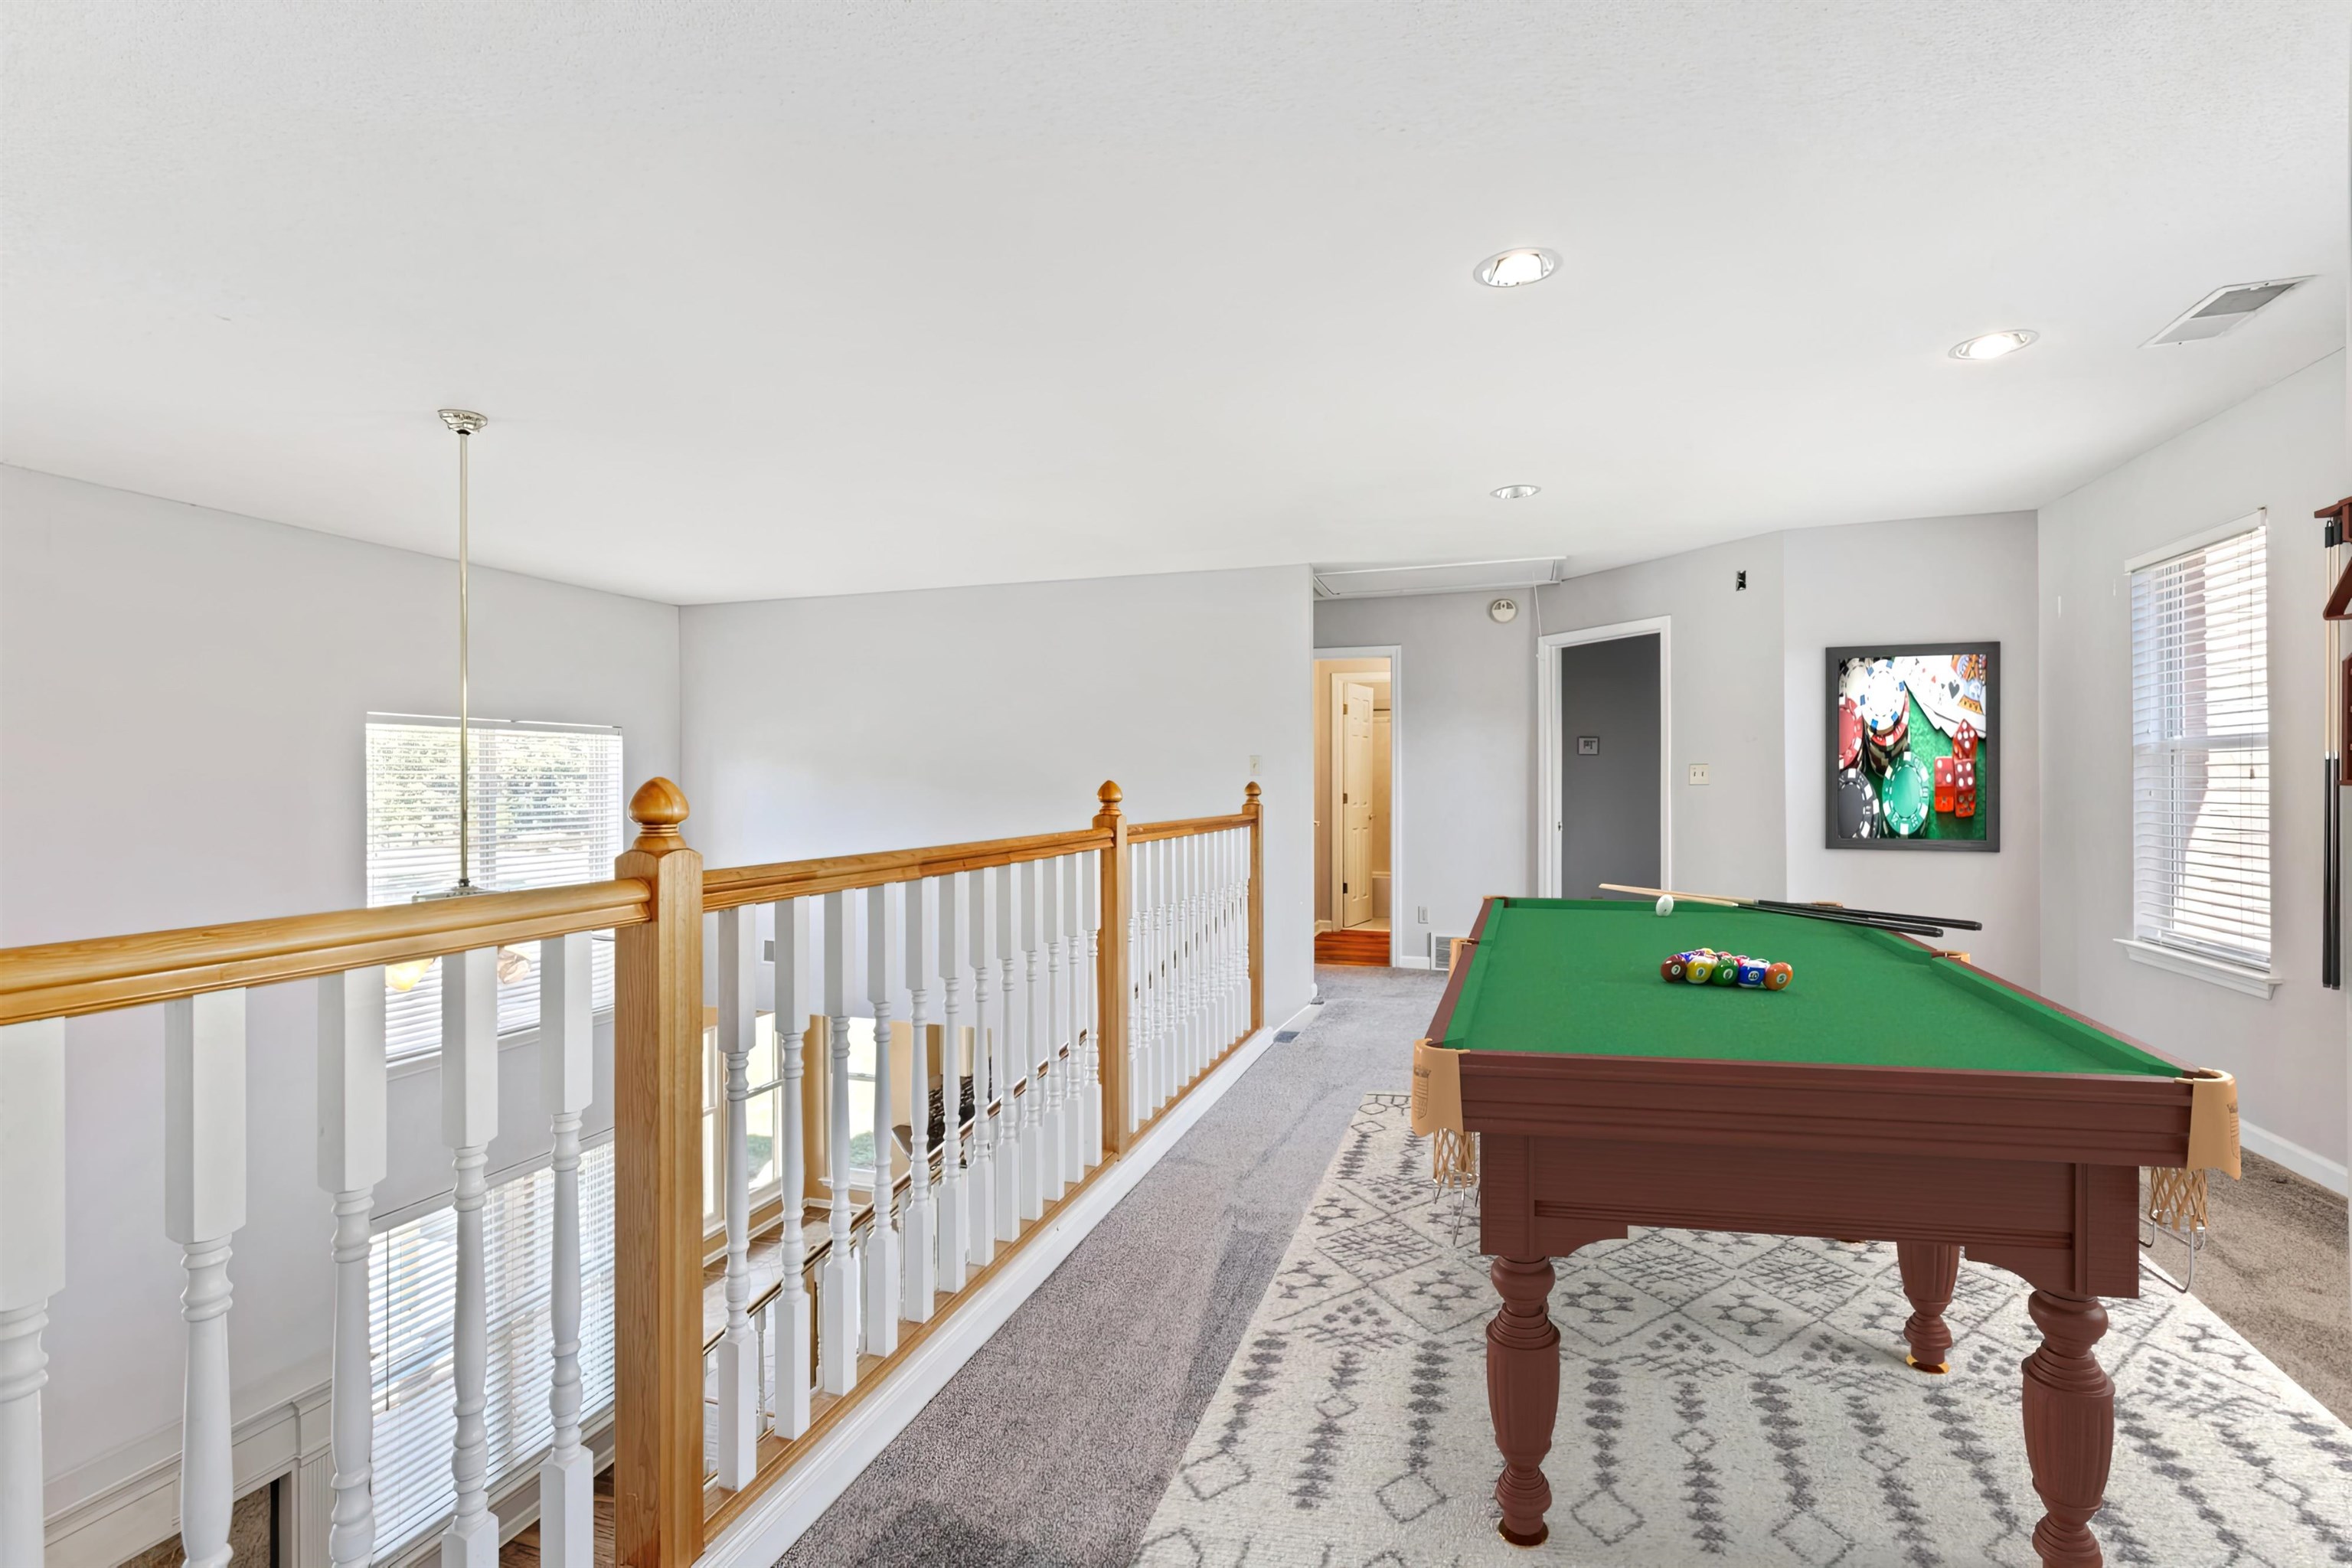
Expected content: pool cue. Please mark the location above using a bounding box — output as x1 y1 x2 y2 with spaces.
2322 500 2346 989
1752 897 1981 932
1598 884 1946 939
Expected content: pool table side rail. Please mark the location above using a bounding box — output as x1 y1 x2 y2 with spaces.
1453 1050 2195 1171
1423 893 1498 1046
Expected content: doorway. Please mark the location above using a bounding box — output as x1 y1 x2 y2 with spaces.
1312 649 1400 966
1538 619 1671 898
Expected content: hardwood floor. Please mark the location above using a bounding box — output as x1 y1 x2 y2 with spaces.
1314 927 1390 966
500 1465 615 1567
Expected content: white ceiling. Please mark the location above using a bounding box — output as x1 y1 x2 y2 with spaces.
5 2 2346 605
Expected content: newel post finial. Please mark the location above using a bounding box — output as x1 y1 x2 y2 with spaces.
629 777 691 853
1243 779 1262 815
1095 779 1123 826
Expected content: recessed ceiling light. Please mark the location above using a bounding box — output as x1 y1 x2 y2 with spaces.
1473 249 1558 288
1491 484 1540 500
1949 329 2039 361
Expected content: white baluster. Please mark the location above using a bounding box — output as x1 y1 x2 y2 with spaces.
315 974 386 1568
770 899 814 1437
1125 841 1144 1131
1220 829 1237 1048
533 936 595 1565
437 953 498 1568
1079 850 1104 1168
714 910 759 1488
1037 858 1066 1205
1148 839 1170 1113
1223 827 1242 1048
1177 836 1196 1088
1060 854 1087 1180
1015 861 1047 1221
965 867 999 1266
864 883 901 1354
165 991 245 1568
1 1019 66 1568
991 864 1023 1243
819 892 859 1395
936 873 969 1291
901 878 938 1321
1192 835 1210 1073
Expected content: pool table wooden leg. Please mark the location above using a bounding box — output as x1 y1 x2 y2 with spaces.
1487 1255 1558 1547
1896 1240 1960 1373
2021 1289 2113 1568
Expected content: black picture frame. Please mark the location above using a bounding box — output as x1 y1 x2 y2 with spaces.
1824 642 1999 852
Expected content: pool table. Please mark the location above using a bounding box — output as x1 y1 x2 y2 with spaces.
1413 897 2239 1568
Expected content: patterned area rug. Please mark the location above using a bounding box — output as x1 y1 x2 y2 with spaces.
1138 1095 2352 1567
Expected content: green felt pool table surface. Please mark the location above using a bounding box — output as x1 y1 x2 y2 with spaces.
1434 898 2179 1079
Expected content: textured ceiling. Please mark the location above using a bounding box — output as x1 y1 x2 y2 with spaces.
4 2 2345 603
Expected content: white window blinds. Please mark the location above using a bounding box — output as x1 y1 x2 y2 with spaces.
364 717 623 1060
369 1140 618 1560
2130 519 2270 969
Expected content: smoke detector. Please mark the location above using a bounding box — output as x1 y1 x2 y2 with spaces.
2145 277 2313 346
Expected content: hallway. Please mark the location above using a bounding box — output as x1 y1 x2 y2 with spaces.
779 965 1439 1566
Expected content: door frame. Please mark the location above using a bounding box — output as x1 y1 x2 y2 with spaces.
1537 617 1671 899
1313 644 1404 967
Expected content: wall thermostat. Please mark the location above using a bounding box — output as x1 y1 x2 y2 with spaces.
1488 597 1519 623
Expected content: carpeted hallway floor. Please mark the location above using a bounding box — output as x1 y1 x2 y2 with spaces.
777 965 1439 1567
776 963 2351 1566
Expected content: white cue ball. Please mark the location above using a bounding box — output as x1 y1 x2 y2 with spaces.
1655 894 1674 916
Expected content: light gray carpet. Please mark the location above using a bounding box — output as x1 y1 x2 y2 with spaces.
1141 1095 2352 1567
778 965 1441 1567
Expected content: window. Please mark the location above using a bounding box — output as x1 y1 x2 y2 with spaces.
369 1140 618 1559
365 717 624 1059
2130 518 2269 971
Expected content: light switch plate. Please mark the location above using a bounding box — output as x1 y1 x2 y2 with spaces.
1416 906 1429 925
1687 763 1711 786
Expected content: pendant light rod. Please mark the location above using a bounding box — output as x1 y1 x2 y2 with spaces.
439 410 488 894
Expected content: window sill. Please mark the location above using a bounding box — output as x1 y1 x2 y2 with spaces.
2115 938 2282 999
385 1004 617 1083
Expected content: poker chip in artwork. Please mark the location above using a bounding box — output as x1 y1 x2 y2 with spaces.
1881 753 1932 836
1836 766 1878 838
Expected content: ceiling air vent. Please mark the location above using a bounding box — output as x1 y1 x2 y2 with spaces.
1312 557 1565 599
2145 276 2313 346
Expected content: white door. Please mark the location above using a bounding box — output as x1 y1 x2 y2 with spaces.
1341 681 1374 928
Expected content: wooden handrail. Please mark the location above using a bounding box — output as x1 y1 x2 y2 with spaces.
0 878 653 1025
1128 810 1253 842
702 825 1114 910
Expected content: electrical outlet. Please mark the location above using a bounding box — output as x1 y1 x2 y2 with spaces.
1416 906 1429 925
1687 763 1711 786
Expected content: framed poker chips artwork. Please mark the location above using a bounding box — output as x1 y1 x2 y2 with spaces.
1825 642 1998 851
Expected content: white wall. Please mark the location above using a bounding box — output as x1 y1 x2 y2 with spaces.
1540 535 1790 901
2040 352 2350 1181
1313 592 1538 951
1783 513 2043 981
1 466 681 1493
678 565 1315 1024
1321 524 2046 977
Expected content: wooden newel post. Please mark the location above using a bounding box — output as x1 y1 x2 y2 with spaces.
612 779 704 1568
1243 782 1264 1033
1093 781 1133 1156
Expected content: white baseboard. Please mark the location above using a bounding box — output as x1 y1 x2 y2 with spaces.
2242 1116 2349 1195
697 1003 1313 1568
1393 955 1432 970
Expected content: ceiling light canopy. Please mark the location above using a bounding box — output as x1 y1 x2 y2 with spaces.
1473 249 1558 288
1491 484 1541 500
1949 329 2039 361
